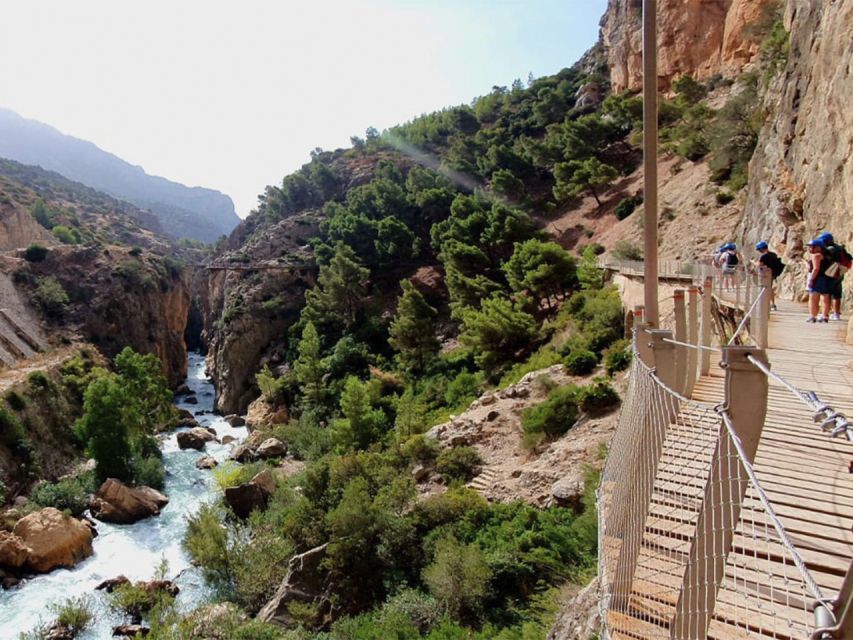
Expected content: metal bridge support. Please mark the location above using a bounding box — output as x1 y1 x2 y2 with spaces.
670 346 769 640
610 329 678 610
700 277 713 376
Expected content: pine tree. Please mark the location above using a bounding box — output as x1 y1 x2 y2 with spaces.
294 322 326 408
553 157 618 206
388 280 439 373
502 239 577 309
304 243 369 329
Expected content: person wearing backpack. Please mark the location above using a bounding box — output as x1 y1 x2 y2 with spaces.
721 242 740 289
818 232 850 321
805 237 832 323
754 241 784 311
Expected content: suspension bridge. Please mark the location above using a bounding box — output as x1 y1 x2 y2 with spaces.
598 260 853 640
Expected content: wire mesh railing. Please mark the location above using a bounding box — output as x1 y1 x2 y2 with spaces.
599 351 827 640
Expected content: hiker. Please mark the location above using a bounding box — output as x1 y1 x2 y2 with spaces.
805 237 832 323
754 241 784 311
720 242 739 290
818 232 851 321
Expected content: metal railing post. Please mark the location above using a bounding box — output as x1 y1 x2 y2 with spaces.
685 287 699 396
700 277 713 376
758 268 771 349
610 330 677 610
670 346 769 640
642 0 659 327
673 290 688 395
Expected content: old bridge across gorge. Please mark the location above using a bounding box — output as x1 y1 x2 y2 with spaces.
597 259 853 640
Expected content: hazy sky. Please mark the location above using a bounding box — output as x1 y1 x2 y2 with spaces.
0 1 606 217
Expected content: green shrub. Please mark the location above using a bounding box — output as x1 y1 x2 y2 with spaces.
30 475 94 517
52 596 93 634
423 534 492 621
129 246 143 257
498 346 562 388
579 378 621 415
444 371 482 409
611 240 643 261
614 195 642 220
28 371 50 390
110 580 175 621
33 277 70 318
521 385 580 439
715 190 735 205
51 225 81 244
213 461 264 491
184 503 233 589
564 349 598 375
603 339 632 375
0 408 26 447
5 390 26 411
402 434 440 465
24 244 48 262
435 446 483 483
131 455 165 490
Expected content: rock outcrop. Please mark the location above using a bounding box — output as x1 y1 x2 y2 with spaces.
245 397 289 430
0 530 31 568
89 479 169 524
547 578 600 640
601 0 775 93
223 469 277 518
11 508 94 573
258 543 331 628
256 438 287 459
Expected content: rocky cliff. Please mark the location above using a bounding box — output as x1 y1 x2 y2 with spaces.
601 0 775 92
737 0 853 301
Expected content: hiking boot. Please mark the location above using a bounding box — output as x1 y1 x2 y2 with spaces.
806 317 817 323
830 312 842 321
819 315 829 323
770 304 777 311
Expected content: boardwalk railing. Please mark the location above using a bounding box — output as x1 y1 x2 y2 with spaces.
598 260 853 640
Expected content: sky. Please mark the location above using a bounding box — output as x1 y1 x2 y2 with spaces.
0 1 606 217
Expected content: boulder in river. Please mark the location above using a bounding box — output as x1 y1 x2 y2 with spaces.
113 624 150 637
90 479 169 524
246 396 289 429
221 435 236 445
224 414 246 427
96 575 131 592
12 508 94 573
196 455 218 470
184 395 198 405
176 427 216 450
230 441 256 462
256 438 287 459
174 383 191 396
0 530 31 568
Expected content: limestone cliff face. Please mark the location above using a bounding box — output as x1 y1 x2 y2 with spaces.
737 0 853 301
12 245 190 386
601 0 774 92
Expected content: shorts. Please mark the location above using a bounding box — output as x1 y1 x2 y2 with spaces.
831 277 843 300
808 275 832 295
722 265 736 275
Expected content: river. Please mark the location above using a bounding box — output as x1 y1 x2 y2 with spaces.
0 352 246 638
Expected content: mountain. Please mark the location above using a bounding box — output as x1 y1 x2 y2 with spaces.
0 108 240 243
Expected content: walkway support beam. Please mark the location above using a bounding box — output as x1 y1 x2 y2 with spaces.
670 346 769 640
642 0 659 327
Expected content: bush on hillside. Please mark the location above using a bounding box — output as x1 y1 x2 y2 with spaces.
611 240 643 261
579 378 621 415
521 385 581 439
603 339 632 375
435 446 483 483
614 194 642 220
33 277 70 318
24 244 48 262
30 474 95 517
564 349 598 376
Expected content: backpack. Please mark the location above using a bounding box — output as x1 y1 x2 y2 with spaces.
764 252 785 278
825 244 852 279
725 251 739 267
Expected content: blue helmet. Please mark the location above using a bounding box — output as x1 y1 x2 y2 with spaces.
727 243 737 251
807 238 825 248
818 232 834 244
755 241 768 251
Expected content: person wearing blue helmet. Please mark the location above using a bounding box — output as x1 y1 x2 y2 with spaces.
753 241 784 310
817 232 850 321
720 242 740 289
805 237 832 323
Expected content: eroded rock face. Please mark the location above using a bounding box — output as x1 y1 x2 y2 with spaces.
547 577 600 640
12 508 94 573
601 0 774 92
89 479 169 524
738 0 853 306
245 396 289 430
258 543 331 628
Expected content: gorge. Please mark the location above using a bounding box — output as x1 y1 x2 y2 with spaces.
0 0 850 638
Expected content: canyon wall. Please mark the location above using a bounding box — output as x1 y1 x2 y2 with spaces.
601 0 774 92
738 0 853 301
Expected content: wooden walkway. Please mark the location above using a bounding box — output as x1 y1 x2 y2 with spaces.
605 298 853 640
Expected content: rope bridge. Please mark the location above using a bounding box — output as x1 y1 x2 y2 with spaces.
598 260 853 640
